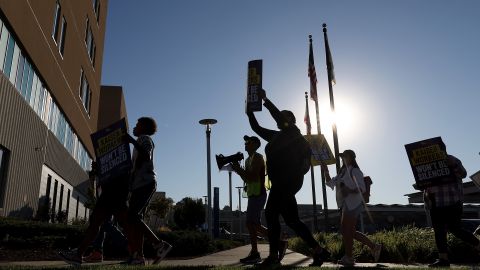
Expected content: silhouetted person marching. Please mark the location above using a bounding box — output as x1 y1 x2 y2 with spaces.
231 135 288 264
322 150 381 266
124 117 171 265
424 152 480 267
247 88 329 267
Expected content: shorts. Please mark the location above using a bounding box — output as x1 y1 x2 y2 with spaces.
342 203 364 218
128 182 156 219
246 193 267 225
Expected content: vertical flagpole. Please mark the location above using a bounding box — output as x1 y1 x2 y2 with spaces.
305 92 318 231
309 35 329 232
323 24 341 174
314 97 330 231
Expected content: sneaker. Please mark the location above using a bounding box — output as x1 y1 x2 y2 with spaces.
428 259 450 268
278 240 288 261
129 257 146 265
240 251 261 264
309 247 330 267
338 255 355 267
83 250 103 263
58 249 82 266
152 241 173 264
257 256 281 268
372 243 382 263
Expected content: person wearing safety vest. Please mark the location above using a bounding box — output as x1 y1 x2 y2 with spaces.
232 135 287 264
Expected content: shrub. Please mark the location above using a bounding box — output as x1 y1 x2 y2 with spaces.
0 218 246 258
0 217 85 249
288 226 480 264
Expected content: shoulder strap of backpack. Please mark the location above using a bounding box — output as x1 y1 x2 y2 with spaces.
347 168 374 224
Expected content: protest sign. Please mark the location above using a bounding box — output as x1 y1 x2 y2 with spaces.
91 118 132 184
305 134 336 166
470 170 480 189
246 59 262 112
405 137 455 189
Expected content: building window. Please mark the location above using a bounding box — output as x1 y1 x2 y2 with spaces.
45 175 52 202
66 189 71 221
58 16 67 56
0 22 9 71
79 69 91 114
29 73 40 108
52 1 61 43
52 2 66 56
93 0 100 21
58 184 64 215
0 146 10 208
84 20 95 65
75 195 79 218
51 180 58 222
15 53 25 90
23 61 34 102
3 34 15 77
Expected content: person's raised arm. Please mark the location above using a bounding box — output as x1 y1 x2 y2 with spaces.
247 110 276 142
258 89 288 128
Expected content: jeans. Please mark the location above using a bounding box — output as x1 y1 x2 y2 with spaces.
430 202 479 253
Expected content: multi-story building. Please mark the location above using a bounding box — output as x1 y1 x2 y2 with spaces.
0 0 127 222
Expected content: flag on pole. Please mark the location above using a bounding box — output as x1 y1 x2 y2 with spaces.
324 31 336 85
308 35 318 101
304 93 312 135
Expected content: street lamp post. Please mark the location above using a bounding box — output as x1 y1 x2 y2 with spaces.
202 195 208 231
220 165 234 210
228 171 233 210
235 186 243 234
199 118 217 237
235 186 243 212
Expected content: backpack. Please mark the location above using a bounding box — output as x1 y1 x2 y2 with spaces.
296 135 312 175
363 176 372 203
348 169 373 203
265 128 311 178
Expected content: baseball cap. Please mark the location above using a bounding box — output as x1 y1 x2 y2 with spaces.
243 135 261 148
339 149 356 159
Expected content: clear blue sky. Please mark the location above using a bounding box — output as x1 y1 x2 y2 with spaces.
101 0 480 210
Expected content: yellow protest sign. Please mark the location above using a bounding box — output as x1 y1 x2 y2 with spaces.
304 134 336 166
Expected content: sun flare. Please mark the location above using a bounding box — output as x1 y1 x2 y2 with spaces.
313 98 360 138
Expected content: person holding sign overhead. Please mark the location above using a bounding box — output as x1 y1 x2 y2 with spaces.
247 88 329 267
423 153 480 267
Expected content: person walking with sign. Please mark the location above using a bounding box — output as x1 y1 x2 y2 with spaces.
423 154 480 267
122 117 171 265
322 150 381 266
59 162 131 265
247 89 329 267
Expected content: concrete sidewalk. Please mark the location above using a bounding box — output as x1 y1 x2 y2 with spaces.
159 244 433 268
0 244 473 268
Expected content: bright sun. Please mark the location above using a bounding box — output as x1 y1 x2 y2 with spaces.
314 97 360 137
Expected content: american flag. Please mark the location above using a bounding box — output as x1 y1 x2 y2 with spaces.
308 35 318 101
304 95 312 135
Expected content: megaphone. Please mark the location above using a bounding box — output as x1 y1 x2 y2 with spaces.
215 152 244 170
